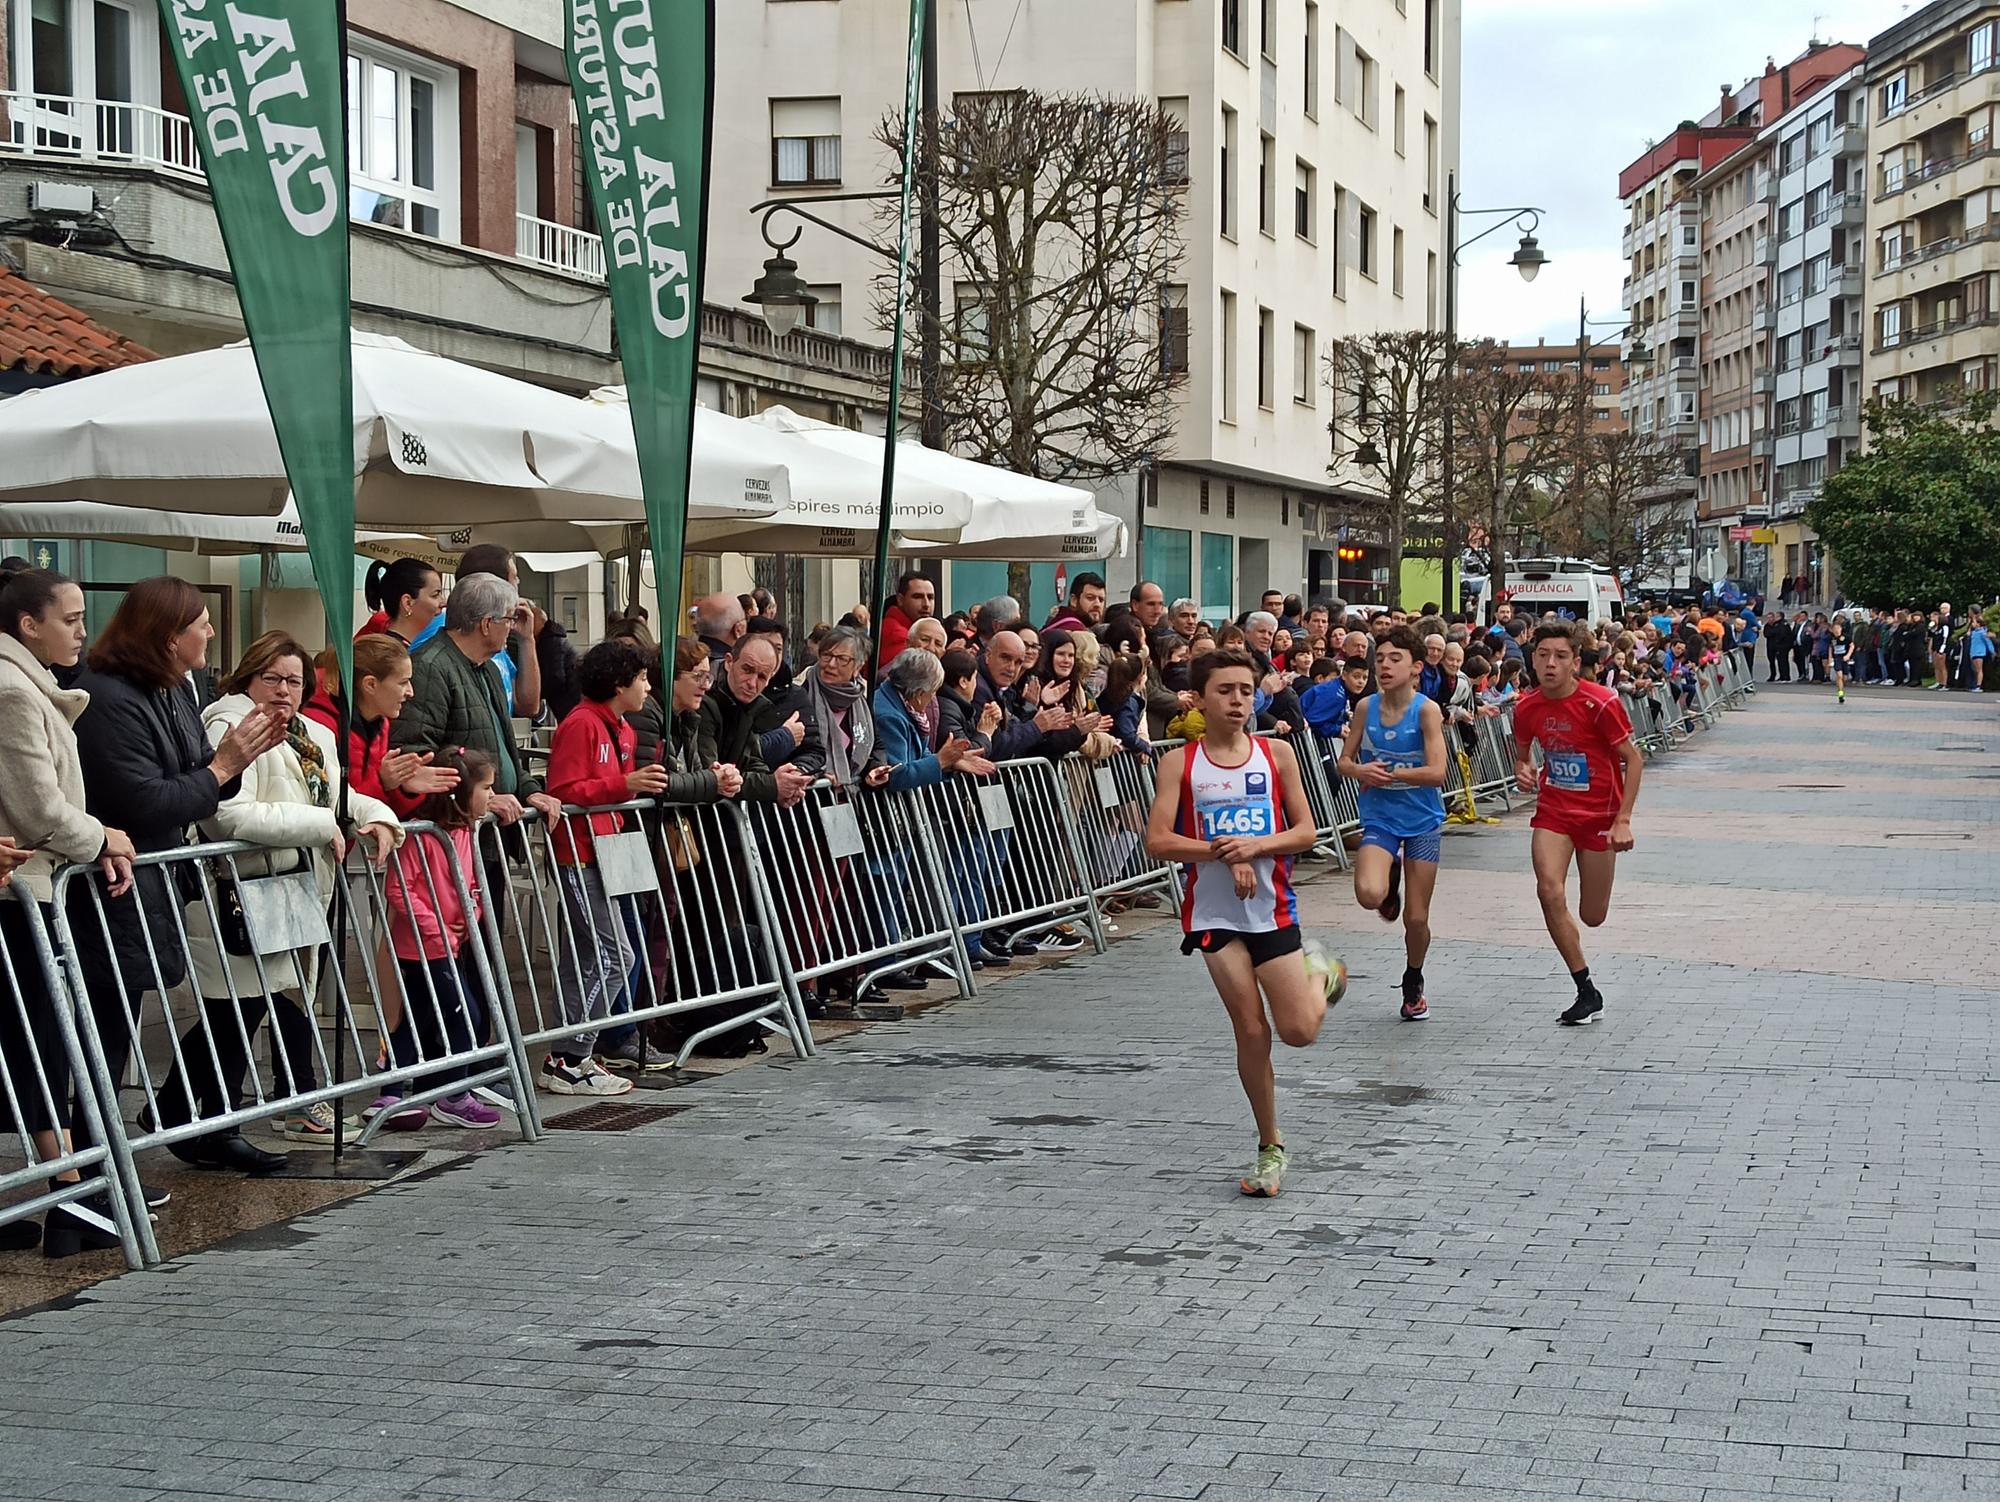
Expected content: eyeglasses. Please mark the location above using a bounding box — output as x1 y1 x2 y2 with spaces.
819 652 856 667
256 673 306 691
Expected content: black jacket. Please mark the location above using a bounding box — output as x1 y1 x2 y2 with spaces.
698 685 779 801
972 666 1084 763
936 683 990 752
74 669 237 852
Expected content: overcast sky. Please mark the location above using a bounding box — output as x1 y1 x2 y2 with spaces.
1459 0 1903 345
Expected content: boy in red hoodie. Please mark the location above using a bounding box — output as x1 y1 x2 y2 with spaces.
539 641 670 1096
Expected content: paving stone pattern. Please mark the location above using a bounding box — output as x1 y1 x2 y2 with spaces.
2 684 1998 1501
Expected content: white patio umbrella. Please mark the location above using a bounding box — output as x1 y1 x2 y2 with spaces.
588 387 971 555
742 405 1123 560
0 332 789 529
0 498 605 573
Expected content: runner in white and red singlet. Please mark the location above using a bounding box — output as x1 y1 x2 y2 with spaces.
1146 647 1322 1197
1511 621 1645 1027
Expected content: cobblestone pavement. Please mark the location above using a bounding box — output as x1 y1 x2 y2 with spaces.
2 686 1998 1502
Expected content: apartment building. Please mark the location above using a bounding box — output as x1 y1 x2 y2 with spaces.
709 0 1461 618
1487 337 1629 436
0 0 923 634
1757 64 1869 595
1864 1 2000 410
1619 43 1863 594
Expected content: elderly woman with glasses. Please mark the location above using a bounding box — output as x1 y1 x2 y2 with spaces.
798 624 890 789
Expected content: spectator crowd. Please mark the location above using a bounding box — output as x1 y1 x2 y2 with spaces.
0 546 1985 1258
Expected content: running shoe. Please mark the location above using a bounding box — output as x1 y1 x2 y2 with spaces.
1837 689 1846 703
538 1055 633 1097
361 1094 429 1132
281 1100 361 1140
429 1093 503 1129
601 1035 675 1073
1036 928 1085 954
1377 858 1403 923
1559 991 1605 1027
1400 993 1429 1022
1239 1142 1288 1198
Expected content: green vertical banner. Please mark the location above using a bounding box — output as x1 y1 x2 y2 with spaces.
566 0 713 636
869 0 926 682
159 0 354 687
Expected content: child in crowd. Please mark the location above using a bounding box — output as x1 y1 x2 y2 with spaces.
540 640 672 1097
379 751 502 1130
1099 653 1152 755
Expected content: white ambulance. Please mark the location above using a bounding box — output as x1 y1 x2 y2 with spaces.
1472 558 1625 625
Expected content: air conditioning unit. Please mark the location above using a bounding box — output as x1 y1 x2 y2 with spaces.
29 181 96 218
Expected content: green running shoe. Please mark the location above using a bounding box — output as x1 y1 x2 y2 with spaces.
1239 1141 1288 1197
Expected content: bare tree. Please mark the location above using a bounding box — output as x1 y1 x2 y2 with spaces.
875 93 1186 481
1325 330 1452 604
1547 429 1693 586
1450 340 1581 612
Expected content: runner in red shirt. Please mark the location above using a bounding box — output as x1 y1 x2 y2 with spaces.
1511 622 1645 1026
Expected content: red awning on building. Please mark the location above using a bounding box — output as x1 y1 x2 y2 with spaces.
0 267 156 379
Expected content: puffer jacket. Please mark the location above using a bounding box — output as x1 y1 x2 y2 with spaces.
190 696 402 999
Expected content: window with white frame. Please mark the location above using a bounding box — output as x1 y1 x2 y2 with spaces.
1881 72 1907 116
770 96 841 186
954 284 990 359
1880 301 1903 348
1974 21 1996 76
1293 324 1315 404
805 284 842 336
347 38 460 241
1808 113 1833 156
1161 96 1190 186
11 0 162 158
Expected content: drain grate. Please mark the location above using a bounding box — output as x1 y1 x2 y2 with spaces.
1885 831 1972 841
548 1102 693 1132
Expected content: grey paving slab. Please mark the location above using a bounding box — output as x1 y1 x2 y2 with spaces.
2 686 1999 1501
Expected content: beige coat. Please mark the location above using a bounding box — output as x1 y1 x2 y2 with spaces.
188 694 402 999
0 633 106 902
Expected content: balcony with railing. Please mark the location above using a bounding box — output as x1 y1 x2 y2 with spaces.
515 214 605 282
1823 405 1862 441
0 91 203 177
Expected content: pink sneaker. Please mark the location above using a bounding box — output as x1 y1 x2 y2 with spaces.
429 1093 502 1129
364 1094 428 1132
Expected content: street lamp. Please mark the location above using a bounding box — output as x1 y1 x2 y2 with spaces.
1442 174 1552 617
744 226 817 339
1353 436 1384 469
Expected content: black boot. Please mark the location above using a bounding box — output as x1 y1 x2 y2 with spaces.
43 1186 122 1260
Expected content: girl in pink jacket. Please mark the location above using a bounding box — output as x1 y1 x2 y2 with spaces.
379 752 501 1130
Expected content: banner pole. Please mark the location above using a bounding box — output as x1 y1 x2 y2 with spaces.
870 0 928 686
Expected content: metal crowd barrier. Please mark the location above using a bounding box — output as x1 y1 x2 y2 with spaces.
1054 750 1184 903
48 830 537 1264
896 757 1107 959
744 779 976 1005
0 888 144 1267
479 800 812 1122
1281 731 1355 868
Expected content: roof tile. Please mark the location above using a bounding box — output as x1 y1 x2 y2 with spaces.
0 267 157 378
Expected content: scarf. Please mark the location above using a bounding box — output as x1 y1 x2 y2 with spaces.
287 715 333 809
805 667 872 785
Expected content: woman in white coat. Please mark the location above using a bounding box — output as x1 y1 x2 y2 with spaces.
156 632 402 1173
0 566 137 1256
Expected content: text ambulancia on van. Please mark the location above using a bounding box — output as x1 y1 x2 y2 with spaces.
1471 559 1624 625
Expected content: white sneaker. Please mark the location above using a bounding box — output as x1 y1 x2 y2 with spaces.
538 1055 633 1096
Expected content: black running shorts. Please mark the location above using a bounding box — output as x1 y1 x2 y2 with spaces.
1180 925 1303 968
